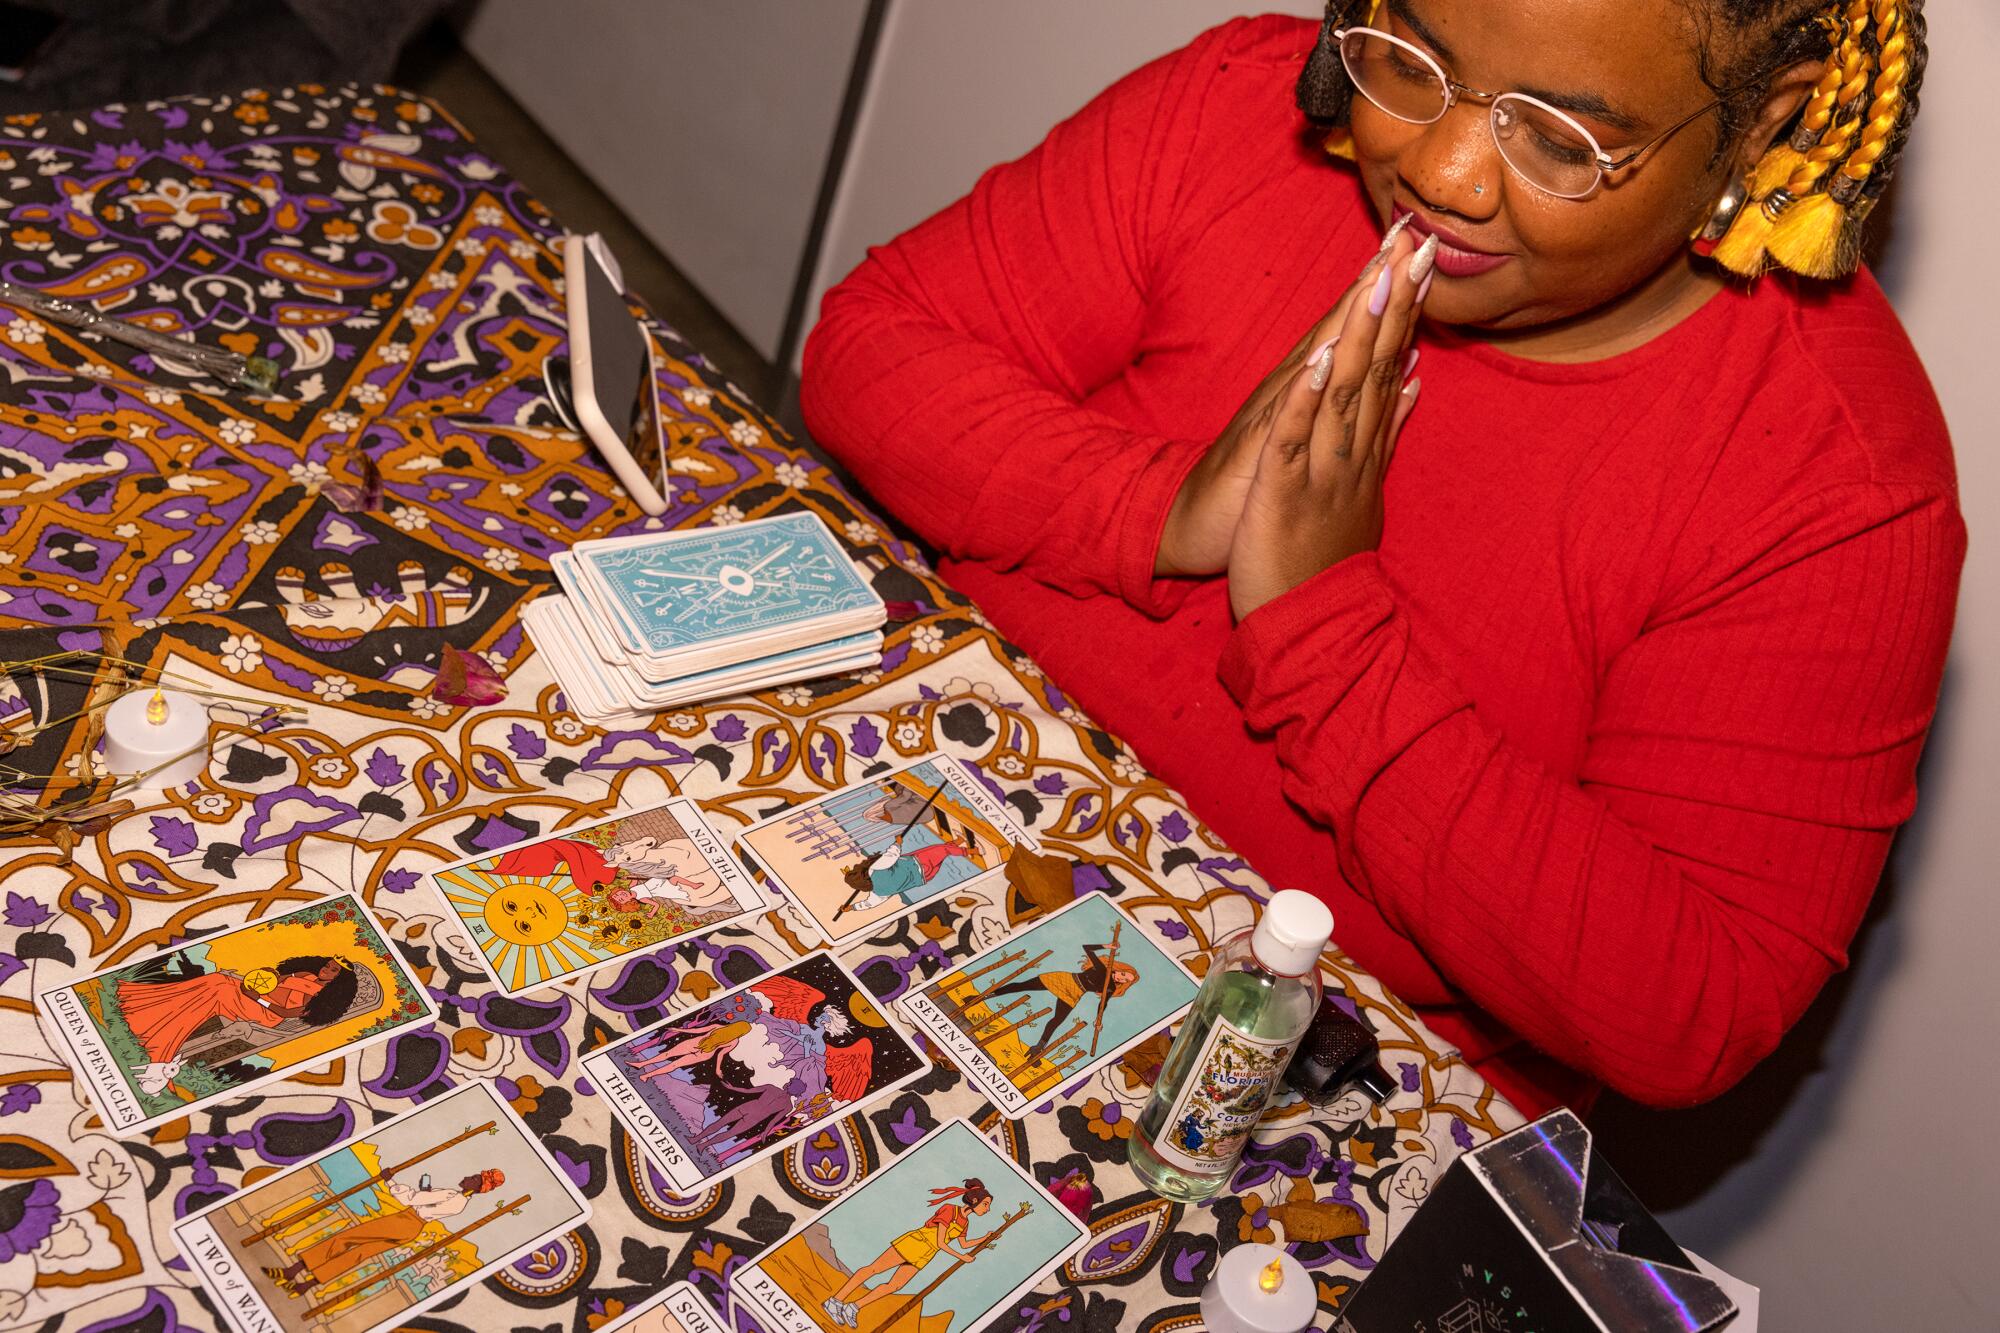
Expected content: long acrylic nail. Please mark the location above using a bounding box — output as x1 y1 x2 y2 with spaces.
1375 213 1413 258
1368 264 1394 316
1408 234 1441 288
1417 272 1434 304
1309 338 1338 391
1403 348 1420 381
1403 376 1422 401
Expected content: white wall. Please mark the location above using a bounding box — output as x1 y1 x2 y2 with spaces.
799 0 1321 373
1646 8 2000 1327
459 0 868 359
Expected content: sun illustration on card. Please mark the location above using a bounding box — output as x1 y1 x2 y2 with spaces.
436 872 600 991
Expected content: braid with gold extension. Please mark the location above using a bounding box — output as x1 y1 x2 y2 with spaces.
1764 0 1910 274
1716 0 1925 279
1746 2 1860 197
1712 0 1871 274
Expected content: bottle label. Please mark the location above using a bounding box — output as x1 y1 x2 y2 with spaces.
1147 1018 1294 1173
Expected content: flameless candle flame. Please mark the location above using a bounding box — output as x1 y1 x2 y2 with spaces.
1259 1257 1284 1294
145 688 167 726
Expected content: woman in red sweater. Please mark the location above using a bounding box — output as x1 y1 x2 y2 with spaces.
801 0 1961 1116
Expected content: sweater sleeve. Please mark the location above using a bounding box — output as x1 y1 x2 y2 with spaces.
1218 480 1964 1106
799 25 1249 615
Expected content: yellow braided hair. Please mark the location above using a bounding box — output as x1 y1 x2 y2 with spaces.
1715 0 1926 279
1746 4 1858 197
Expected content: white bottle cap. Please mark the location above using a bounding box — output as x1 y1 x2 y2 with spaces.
1250 890 1335 976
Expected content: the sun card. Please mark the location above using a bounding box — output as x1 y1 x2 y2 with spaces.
583 951 927 1194
731 1118 1088 1333
37 894 437 1137
596 1280 731 1333
734 755 1039 947
899 893 1199 1118
428 797 764 997
172 1079 589 1333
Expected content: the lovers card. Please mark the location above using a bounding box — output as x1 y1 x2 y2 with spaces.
732 1118 1088 1333
596 1281 730 1333
428 796 764 997
38 894 436 1136
900 893 1199 1117
172 1080 588 1333
584 951 927 1194
734 755 1038 947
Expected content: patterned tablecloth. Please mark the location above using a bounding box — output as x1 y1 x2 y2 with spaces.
0 84 1521 1333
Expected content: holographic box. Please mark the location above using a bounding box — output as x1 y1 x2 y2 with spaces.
1337 1110 1738 1333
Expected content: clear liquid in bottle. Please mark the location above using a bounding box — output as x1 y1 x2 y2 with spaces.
1129 890 1332 1201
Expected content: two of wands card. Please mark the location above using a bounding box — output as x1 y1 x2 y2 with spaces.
528 511 886 719
173 1081 592 1333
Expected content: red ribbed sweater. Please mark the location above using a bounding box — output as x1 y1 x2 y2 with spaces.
800 16 1964 1114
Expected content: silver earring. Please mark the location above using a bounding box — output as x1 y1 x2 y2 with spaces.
1693 174 1752 256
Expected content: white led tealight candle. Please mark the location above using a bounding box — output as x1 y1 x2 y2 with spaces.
101 687 208 789
1201 1243 1316 1333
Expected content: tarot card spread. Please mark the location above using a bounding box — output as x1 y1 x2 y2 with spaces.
735 755 1039 947
38 894 436 1136
900 893 1199 1118
595 1280 730 1333
732 1118 1088 1333
428 797 763 997
584 951 927 1194
173 1080 589 1333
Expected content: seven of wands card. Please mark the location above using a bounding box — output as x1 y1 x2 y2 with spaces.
900 894 1200 1117
37 894 436 1136
172 1080 589 1333
584 951 928 1193
427 796 763 996
732 1118 1088 1333
734 755 1039 947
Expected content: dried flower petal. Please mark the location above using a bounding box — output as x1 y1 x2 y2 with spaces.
430 642 505 707
323 453 384 513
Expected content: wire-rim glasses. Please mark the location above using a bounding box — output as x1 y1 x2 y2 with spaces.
1334 26 1728 200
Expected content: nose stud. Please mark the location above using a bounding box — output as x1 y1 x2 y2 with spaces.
1473 183 1485 195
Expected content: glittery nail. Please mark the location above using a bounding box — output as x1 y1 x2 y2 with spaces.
1408 234 1441 288
1375 213 1413 258
1309 338 1338 391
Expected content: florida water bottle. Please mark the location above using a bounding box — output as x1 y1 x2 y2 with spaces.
1130 890 1332 1201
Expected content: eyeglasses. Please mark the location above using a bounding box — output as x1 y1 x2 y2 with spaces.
1334 26 1730 199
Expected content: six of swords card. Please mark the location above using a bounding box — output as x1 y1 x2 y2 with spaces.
899 893 1200 1118
582 951 929 1194
733 754 1040 948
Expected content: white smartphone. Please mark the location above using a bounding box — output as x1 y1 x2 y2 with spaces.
562 233 671 515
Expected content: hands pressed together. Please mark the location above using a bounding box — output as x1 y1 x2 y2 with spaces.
1155 219 1434 620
